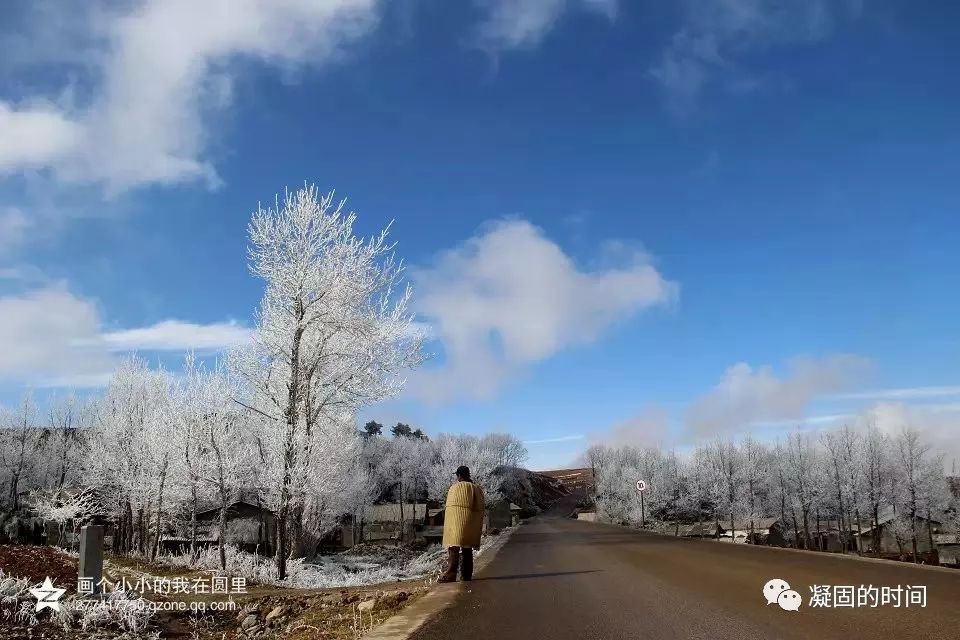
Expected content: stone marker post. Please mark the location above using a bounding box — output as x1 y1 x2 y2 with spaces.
78 525 104 594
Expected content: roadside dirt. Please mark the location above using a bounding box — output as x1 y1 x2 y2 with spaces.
0 544 78 593
0 544 434 639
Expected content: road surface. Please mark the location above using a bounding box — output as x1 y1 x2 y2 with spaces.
411 510 960 640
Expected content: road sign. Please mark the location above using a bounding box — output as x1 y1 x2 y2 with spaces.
636 480 647 492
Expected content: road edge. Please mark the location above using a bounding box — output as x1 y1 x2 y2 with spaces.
363 524 520 640
580 519 960 575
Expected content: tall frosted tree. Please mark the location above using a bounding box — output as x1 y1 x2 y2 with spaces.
427 434 500 504
86 357 171 554
860 422 891 554
234 185 423 580
1 393 40 511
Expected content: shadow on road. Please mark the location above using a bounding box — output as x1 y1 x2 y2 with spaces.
475 570 600 581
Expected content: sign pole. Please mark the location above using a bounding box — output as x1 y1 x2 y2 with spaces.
636 479 647 529
640 490 645 528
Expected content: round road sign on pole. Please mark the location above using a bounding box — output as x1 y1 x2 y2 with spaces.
636 480 647 492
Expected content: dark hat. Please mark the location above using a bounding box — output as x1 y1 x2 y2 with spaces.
455 465 471 480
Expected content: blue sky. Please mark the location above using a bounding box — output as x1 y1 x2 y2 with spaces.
1 0 958 469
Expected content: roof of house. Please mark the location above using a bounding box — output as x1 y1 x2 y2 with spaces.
195 500 274 521
363 503 427 523
680 522 716 536
717 517 780 531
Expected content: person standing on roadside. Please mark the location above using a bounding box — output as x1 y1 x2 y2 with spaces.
438 465 485 582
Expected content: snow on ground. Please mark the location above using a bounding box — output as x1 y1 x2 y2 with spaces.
149 531 505 589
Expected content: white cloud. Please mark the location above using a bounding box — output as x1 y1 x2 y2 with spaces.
102 319 251 352
474 0 616 51
409 220 677 403
589 406 672 448
0 284 250 387
525 434 585 445
0 103 82 172
750 413 852 428
686 354 870 436
856 401 960 471
0 285 114 385
0 208 32 254
0 0 380 192
650 0 860 111
833 386 960 401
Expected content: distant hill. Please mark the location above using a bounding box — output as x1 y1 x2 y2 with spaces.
538 467 595 494
494 466 570 516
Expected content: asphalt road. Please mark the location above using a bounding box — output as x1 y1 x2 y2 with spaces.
410 510 960 640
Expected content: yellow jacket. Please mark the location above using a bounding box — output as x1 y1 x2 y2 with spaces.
442 481 485 548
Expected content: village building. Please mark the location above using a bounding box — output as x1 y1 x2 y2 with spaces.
161 500 276 556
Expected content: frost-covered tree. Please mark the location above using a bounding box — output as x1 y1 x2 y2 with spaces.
894 426 930 562
860 421 892 554
837 424 865 552
586 422 951 559
234 185 423 579
86 357 171 554
167 355 213 562
480 433 529 468
384 435 432 539
1 393 41 511
175 358 256 569
821 429 854 551
427 434 500 503
784 431 820 549
741 436 769 542
44 395 87 495
709 440 745 542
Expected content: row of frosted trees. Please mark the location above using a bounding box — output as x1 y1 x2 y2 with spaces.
0 185 524 581
587 424 958 561
0 368 526 578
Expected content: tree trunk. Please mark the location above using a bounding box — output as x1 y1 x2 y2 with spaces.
275 301 305 582
790 509 800 549
151 459 168 562
189 486 198 564
126 502 134 552
816 508 822 551
117 503 128 553
872 504 880 556
136 507 146 554
9 472 20 511
399 480 405 542
853 508 864 555
910 501 919 564
219 496 229 571
276 508 288 580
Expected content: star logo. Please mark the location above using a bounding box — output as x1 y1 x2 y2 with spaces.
29 577 66 612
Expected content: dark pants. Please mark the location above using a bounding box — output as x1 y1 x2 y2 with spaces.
442 546 474 581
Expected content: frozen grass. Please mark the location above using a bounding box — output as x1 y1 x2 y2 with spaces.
1 568 154 635
0 569 31 603
144 531 502 589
